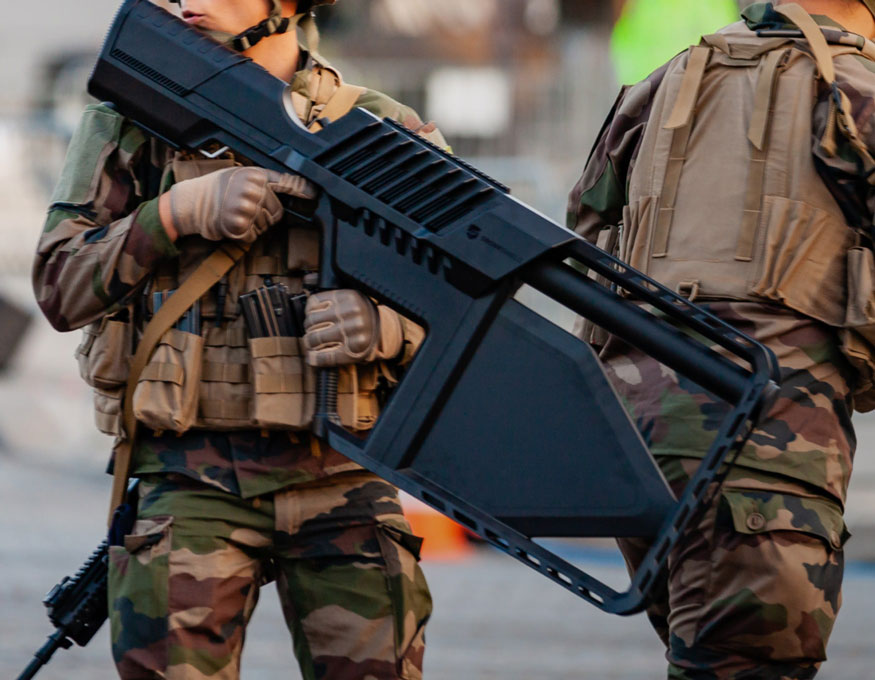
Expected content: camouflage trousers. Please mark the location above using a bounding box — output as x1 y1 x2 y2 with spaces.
107 470 432 680
620 460 847 680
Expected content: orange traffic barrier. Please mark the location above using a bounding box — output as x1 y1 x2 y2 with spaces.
401 493 474 561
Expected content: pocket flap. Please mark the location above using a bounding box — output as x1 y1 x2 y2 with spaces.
140 362 185 385
250 336 301 358
722 489 850 550
123 515 173 554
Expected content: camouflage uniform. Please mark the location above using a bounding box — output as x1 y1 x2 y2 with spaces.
33 51 444 680
568 4 875 678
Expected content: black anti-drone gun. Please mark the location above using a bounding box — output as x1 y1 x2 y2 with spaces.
28 9 778 668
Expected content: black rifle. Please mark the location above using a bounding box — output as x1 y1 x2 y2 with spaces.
16 541 108 680
83 0 780 615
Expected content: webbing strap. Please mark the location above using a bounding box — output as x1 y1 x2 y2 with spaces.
199 398 251 420
775 4 835 82
108 242 250 522
776 4 875 180
309 83 367 133
653 46 710 258
255 373 305 393
139 362 185 385
737 48 789 261
665 46 711 130
201 362 250 383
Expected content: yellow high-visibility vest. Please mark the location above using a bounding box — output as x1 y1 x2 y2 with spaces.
611 0 739 84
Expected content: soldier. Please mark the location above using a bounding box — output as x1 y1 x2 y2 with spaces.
32 1 445 678
569 1 875 678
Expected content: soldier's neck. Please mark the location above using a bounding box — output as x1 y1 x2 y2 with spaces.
244 31 302 83
778 0 875 39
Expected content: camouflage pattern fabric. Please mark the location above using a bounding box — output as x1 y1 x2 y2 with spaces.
132 429 363 499
109 470 431 679
601 303 853 675
600 302 857 506
620 460 846 680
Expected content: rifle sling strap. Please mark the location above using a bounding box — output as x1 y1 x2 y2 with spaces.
107 241 251 523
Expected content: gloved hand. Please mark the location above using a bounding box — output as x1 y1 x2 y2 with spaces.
168 167 316 243
303 290 404 368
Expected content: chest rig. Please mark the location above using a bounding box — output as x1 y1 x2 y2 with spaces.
78 61 385 443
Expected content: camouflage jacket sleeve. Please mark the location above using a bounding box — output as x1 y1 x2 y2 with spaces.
812 51 875 232
355 88 449 150
32 103 177 332
566 63 670 241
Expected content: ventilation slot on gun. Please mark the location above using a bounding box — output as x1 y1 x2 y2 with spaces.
316 121 501 233
110 49 188 96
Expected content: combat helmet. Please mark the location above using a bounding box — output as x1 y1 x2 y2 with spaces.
168 0 336 52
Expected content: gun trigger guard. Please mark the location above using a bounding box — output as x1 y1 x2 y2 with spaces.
198 145 230 159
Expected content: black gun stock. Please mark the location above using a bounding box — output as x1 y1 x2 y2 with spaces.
84 0 780 617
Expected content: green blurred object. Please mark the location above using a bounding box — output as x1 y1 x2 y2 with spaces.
611 0 740 85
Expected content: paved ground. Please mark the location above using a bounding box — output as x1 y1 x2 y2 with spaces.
2 453 874 680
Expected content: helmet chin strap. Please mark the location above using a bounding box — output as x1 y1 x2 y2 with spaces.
206 0 307 53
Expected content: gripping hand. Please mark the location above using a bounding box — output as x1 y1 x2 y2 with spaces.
303 290 404 368
168 167 316 243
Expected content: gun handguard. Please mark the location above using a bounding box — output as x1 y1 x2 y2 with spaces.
16 541 108 680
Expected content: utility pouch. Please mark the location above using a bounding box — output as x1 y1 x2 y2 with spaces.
75 313 133 389
132 328 205 433
243 283 314 428
93 386 125 438
249 336 315 428
338 364 381 431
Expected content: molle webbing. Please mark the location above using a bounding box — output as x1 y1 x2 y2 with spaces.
653 45 711 258
108 242 250 521
737 48 789 261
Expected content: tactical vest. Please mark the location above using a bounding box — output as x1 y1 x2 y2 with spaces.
77 61 412 437
620 13 875 409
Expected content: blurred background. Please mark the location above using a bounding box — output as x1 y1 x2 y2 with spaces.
2 1 875 678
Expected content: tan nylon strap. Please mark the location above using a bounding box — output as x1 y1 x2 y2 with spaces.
653 46 711 258
653 123 694 258
201 362 250 383
108 242 250 522
255 373 305 393
665 46 711 130
737 49 788 261
308 83 366 133
251 336 301 358
748 49 789 150
199 398 251 420
139 362 185 385
775 4 836 83
204 326 248 347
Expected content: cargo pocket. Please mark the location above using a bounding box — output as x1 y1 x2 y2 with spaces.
375 523 431 680
76 315 133 389
338 364 380 431
721 488 849 552
249 336 315 429
93 387 124 438
108 515 172 663
132 329 204 433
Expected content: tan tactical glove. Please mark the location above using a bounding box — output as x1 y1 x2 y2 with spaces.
168 167 316 243
303 290 405 368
